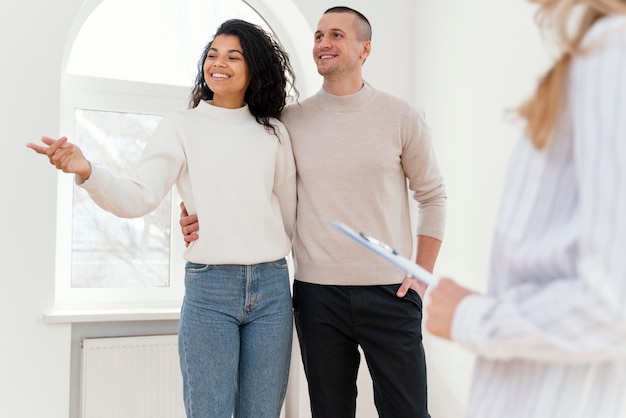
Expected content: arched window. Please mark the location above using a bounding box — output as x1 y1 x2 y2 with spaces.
56 0 312 309
66 0 272 86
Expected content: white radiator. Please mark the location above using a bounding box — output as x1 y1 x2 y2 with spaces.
80 334 185 418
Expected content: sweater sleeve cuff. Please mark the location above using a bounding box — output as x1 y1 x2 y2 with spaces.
75 165 105 190
451 293 497 351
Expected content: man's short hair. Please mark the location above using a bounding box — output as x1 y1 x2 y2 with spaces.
324 6 372 41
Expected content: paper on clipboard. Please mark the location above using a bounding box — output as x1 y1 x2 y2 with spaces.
329 221 439 287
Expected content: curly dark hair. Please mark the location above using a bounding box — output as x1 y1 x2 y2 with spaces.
188 19 297 137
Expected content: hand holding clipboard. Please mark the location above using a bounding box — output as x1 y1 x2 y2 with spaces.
329 221 439 287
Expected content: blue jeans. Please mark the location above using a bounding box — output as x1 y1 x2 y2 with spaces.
293 281 430 418
178 259 293 418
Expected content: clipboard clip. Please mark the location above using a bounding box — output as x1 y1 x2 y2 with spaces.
358 232 399 255
329 220 438 287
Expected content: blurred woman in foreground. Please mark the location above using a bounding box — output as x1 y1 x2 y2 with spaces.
426 1 626 417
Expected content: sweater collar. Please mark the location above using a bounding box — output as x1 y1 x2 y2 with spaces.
315 82 376 112
196 100 252 121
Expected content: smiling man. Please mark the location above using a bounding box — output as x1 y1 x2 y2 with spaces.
281 7 446 418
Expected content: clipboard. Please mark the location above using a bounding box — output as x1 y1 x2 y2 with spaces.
329 221 439 287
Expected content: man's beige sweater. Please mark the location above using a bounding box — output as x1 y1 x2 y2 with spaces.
282 83 446 286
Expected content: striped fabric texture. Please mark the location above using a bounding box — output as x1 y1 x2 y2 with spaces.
452 15 626 418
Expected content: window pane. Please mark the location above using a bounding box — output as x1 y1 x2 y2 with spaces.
71 109 171 288
67 0 272 86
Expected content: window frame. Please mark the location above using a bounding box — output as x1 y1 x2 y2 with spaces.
53 0 314 312
55 74 190 310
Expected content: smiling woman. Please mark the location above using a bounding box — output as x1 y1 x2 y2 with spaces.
56 0 279 308
203 36 250 108
29 16 300 418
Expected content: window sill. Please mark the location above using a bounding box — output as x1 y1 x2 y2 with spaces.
44 306 181 324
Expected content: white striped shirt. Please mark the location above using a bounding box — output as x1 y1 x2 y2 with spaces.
452 15 626 418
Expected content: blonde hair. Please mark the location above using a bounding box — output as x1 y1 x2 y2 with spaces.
518 0 626 149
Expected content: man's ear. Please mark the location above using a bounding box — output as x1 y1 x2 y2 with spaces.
360 40 371 61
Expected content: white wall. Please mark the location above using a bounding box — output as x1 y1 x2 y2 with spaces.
0 0 549 417
0 0 81 417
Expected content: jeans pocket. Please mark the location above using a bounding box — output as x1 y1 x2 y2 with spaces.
185 262 212 273
271 258 288 269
